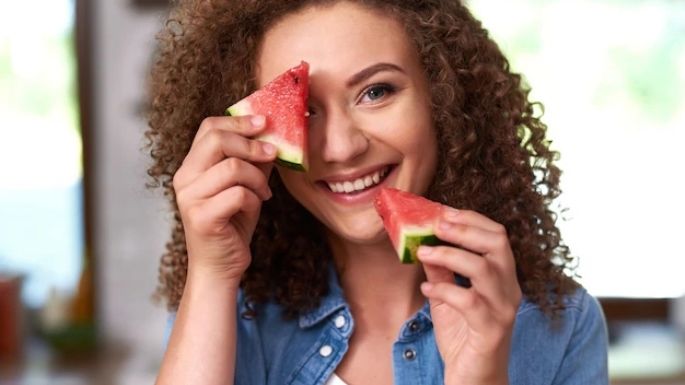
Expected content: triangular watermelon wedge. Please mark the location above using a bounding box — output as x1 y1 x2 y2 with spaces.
225 61 309 171
374 187 444 264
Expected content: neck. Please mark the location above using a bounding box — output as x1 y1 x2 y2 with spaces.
327 232 426 324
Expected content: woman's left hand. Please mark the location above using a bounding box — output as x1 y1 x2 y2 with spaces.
417 208 522 385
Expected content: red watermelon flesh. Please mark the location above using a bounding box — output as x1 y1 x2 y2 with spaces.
374 187 444 263
225 61 309 171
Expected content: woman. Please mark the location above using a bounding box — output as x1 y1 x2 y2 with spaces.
147 1 608 384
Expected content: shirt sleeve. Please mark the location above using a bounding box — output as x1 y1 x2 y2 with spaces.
161 293 267 385
552 290 609 385
163 311 177 349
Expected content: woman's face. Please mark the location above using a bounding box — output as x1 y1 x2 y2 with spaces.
257 1 438 245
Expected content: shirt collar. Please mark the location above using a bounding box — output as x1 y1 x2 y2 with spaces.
298 263 437 329
297 265 541 331
418 299 432 321
298 264 347 329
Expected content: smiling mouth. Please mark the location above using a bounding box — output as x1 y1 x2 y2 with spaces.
322 165 393 194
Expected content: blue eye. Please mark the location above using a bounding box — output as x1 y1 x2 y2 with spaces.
360 83 395 103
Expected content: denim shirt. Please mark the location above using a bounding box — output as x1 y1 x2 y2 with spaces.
165 270 609 385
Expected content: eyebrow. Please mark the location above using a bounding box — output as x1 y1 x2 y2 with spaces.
345 62 405 87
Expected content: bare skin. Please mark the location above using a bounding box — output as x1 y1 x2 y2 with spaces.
257 3 438 382
331 242 426 384
156 2 521 385
155 115 277 384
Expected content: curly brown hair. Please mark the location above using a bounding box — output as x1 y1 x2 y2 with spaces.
146 0 578 317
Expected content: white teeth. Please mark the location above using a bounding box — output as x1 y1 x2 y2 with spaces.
326 166 390 194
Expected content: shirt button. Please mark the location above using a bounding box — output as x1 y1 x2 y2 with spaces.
334 315 346 329
319 345 333 358
403 348 417 361
408 321 420 332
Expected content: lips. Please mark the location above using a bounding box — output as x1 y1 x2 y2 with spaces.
319 165 393 195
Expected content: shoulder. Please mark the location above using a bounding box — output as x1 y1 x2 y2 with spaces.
510 287 609 385
517 285 604 324
235 289 299 340
513 286 607 344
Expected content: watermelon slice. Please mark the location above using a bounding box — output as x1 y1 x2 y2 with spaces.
374 187 444 264
225 61 309 171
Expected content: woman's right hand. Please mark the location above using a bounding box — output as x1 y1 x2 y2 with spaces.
172 115 277 287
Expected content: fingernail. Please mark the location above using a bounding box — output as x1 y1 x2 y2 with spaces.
444 208 460 220
421 282 433 292
262 142 276 155
251 115 265 127
265 188 273 200
417 246 432 257
439 221 453 231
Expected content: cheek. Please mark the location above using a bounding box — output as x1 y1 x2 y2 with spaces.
409 103 438 164
378 103 436 156
275 168 327 221
275 168 308 202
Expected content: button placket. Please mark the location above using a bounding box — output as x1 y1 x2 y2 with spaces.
287 310 354 385
400 317 426 341
408 320 420 333
319 344 333 358
334 314 346 329
403 348 417 361
331 310 353 340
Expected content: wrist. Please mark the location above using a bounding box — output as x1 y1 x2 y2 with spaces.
186 263 244 292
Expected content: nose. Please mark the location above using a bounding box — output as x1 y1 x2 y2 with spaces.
315 107 369 164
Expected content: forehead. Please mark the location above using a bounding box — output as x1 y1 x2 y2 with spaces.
256 2 418 86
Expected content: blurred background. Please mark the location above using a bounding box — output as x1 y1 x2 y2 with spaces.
0 0 683 384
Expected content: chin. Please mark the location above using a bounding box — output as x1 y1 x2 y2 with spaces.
342 228 387 245
327 216 389 246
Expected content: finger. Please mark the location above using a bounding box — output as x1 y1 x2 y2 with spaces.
434 221 513 267
186 186 262 237
440 208 506 234
255 162 275 183
176 132 277 189
436 209 513 273
208 185 263 224
419 245 495 285
421 280 495 332
418 246 512 309
422 261 455 285
192 115 267 146
178 157 272 202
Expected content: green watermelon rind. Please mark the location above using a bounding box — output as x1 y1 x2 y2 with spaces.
224 104 306 171
253 133 306 171
396 227 442 264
